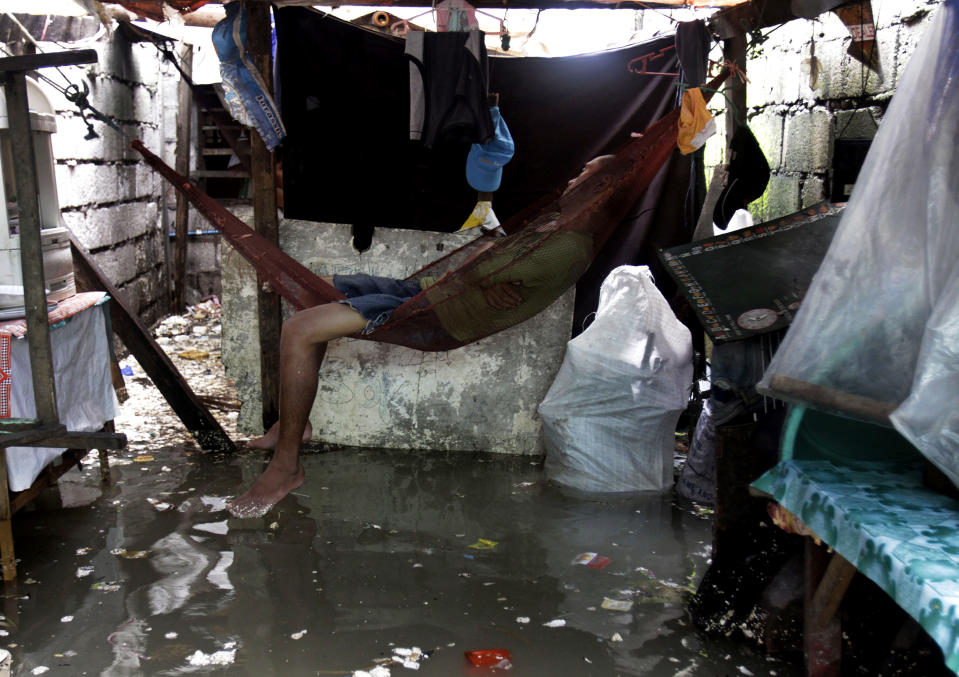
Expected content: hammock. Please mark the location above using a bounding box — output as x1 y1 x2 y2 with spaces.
132 75 722 353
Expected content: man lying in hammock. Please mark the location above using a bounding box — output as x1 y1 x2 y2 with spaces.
227 156 614 519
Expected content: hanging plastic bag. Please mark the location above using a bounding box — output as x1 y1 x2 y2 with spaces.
539 266 693 493
758 1 959 480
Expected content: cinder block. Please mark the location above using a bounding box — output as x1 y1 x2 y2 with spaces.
801 175 827 207
834 107 882 139
784 108 833 173
94 242 138 286
56 163 119 207
749 111 785 171
755 173 801 222
222 215 575 455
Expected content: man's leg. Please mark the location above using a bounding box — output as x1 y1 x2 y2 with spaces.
247 275 341 450
227 302 368 518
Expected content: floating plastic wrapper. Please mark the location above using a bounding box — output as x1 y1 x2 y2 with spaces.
539 266 692 492
758 0 959 484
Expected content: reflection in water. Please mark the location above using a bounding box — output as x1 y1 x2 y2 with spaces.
6 448 797 676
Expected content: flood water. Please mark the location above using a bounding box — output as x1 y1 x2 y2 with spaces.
6 446 800 676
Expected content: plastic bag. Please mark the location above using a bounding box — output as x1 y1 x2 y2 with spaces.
758 0 959 484
539 266 693 493
758 1 959 421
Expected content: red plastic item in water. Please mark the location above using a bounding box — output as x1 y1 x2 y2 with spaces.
465 649 512 667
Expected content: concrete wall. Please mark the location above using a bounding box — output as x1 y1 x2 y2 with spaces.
704 0 944 222
221 214 575 455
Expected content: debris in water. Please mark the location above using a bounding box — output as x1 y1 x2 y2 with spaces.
571 552 611 569
60 616 74 623
601 598 633 612
543 619 566 628
91 582 122 592
165 632 178 639
147 498 173 511
468 538 499 550
76 566 94 578
177 349 209 360
111 549 150 559
134 455 155 463
186 646 236 666
75 547 92 556
291 630 307 640
611 633 623 642
32 667 50 675
465 649 512 669
515 617 530 624
353 667 391 677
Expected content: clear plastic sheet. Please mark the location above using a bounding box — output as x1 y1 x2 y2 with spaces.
539 266 692 493
758 0 959 481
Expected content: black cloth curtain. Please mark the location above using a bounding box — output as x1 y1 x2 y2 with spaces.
275 7 705 330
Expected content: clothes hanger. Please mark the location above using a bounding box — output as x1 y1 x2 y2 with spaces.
627 45 678 77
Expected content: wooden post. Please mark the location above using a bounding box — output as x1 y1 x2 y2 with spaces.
0 452 15 580
173 43 194 312
4 70 59 425
805 539 843 676
722 33 747 140
245 2 282 431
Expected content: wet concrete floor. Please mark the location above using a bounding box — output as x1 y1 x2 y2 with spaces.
4 445 802 676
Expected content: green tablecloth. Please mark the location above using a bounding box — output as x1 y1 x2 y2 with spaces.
753 459 959 674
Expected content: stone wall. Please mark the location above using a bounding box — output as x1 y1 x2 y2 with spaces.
704 0 944 222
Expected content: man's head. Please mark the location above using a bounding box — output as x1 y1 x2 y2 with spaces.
563 155 616 195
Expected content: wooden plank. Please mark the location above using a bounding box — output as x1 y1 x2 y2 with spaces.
69 234 236 452
14 430 126 451
766 374 896 423
0 49 97 72
722 33 747 140
173 43 194 311
191 169 250 179
709 0 799 40
805 539 842 677
810 551 857 627
0 451 16 580
4 71 59 425
246 1 282 431
0 424 66 448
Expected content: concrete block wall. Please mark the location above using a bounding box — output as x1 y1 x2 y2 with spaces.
221 213 575 456
33 31 174 326
704 0 945 223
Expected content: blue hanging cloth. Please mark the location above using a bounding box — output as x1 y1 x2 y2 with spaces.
212 2 286 151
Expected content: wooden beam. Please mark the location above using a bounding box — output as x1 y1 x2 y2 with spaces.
69 233 237 452
245 1 282 432
805 539 842 677
809 551 857 627
722 33 747 138
0 49 96 72
709 0 799 40
4 70 59 425
173 43 194 312
765 374 896 423
0 424 66 448
13 430 127 451
0 452 14 580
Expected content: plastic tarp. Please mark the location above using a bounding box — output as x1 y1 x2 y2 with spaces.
539 266 692 493
757 0 959 483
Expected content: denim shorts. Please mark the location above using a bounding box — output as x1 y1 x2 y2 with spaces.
333 273 423 333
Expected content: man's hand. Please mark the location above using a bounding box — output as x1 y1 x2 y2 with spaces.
483 281 523 309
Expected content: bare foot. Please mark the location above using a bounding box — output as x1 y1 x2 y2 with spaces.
247 420 312 450
227 461 306 519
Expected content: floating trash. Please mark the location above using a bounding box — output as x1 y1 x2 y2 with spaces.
76 566 94 578
75 547 92 556
177 350 209 360
601 598 634 612
291 630 307 640
147 498 174 512
111 549 150 559
468 538 499 551
542 619 566 628
32 667 50 675
465 649 512 669
60 616 74 623
165 632 178 639
515 617 530 624
611 633 624 642
571 553 611 570
91 582 122 592
133 455 155 463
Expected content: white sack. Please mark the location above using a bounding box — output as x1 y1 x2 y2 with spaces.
539 266 692 493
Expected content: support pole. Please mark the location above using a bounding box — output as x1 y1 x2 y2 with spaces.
245 2 282 431
4 70 59 425
173 43 194 312
722 33 747 140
